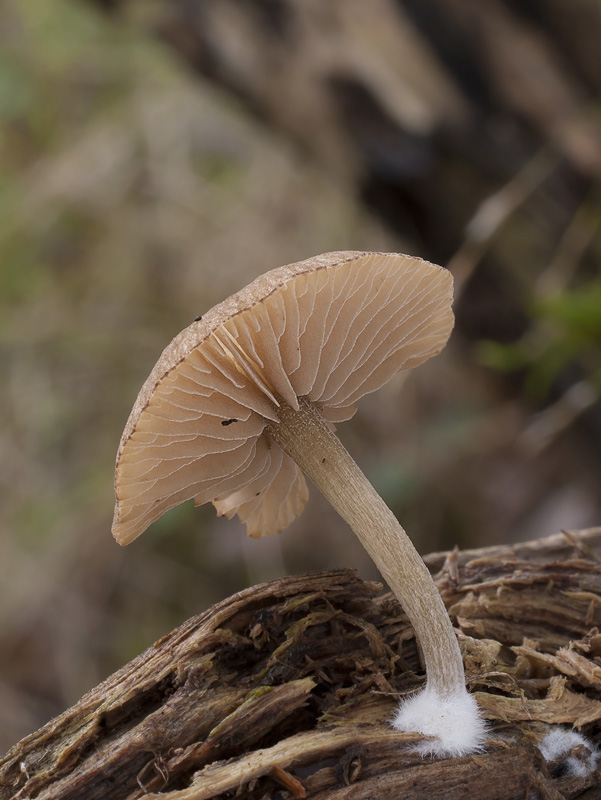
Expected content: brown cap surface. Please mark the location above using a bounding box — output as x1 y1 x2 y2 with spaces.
113 251 454 544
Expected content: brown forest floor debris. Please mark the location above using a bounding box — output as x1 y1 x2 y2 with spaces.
3 530 601 799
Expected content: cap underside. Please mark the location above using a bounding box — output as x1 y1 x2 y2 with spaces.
113 251 453 543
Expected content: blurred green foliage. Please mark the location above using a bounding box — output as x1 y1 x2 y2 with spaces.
478 282 601 399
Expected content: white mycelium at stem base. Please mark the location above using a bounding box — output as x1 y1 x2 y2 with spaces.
268 398 487 757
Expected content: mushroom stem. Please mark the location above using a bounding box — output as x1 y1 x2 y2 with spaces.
267 397 464 698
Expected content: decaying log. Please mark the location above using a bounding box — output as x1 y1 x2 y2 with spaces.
2 529 601 799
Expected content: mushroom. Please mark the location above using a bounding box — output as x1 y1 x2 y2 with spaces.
113 251 486 756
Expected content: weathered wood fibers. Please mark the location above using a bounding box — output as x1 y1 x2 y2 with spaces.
3 530 601 799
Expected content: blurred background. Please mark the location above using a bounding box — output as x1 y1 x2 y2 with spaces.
1 0 601 752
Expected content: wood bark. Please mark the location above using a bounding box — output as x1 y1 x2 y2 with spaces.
3 528 601 799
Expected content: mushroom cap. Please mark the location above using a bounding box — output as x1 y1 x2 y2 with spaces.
113 251 454 544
